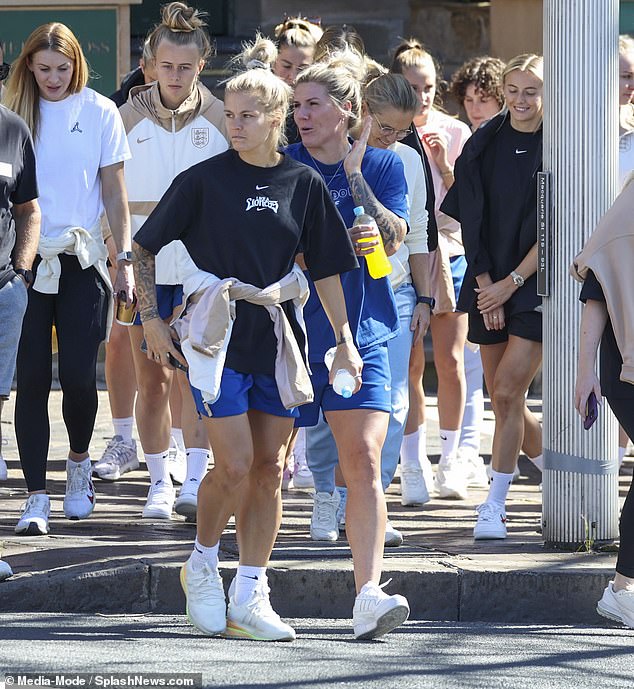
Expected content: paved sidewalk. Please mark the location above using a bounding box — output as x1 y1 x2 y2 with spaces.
0 391 625 624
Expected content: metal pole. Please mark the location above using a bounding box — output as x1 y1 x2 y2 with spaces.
542 0 620 547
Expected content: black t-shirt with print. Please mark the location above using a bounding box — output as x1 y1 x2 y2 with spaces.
135 149 358 374
0 106 39 271
580 269 634 400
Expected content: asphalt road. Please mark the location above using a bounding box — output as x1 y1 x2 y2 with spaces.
1 615 633 688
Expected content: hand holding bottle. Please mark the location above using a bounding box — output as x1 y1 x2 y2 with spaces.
324 343 363 398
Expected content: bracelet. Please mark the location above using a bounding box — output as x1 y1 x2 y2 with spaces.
440 169 453 178
416 295 435 310
336 334 352 345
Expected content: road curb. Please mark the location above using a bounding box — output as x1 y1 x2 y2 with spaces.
0 562 612 623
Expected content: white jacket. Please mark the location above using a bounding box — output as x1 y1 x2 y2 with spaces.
119 82 229 284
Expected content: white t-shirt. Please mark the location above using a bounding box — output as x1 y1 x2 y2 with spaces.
620 130 634 189
35 88 130 239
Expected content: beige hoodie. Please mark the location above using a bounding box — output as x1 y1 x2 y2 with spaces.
571 178 634 383
119 81 229 284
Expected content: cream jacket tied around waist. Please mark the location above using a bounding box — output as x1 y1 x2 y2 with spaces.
172 264 313 409
34 225 114 336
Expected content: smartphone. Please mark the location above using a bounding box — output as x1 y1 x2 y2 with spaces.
140 339 188 372
584 391 599 430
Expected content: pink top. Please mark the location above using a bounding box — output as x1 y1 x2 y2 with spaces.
417 110 471 257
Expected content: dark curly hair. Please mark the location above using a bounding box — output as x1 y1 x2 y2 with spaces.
449 56 506 108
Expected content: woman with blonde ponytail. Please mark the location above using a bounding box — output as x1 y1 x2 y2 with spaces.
133 53 360 640
5 22 133 536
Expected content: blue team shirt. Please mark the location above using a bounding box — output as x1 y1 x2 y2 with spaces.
285 142 409 362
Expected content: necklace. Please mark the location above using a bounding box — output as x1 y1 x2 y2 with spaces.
305 145 350 189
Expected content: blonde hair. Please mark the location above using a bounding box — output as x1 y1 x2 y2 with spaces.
502 53 543 84
364 72 418 116
147 2 213 63
296 50 365 130
224 66 291 149
313 25 365 63
274 17 322 50
3 22 88 139
620 34 634 58
232 33 277 71
390 38 445 110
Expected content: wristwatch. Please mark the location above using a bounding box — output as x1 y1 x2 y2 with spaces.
416 295 435 310
14 268 33 286
510 270 525 287
116 250 133 263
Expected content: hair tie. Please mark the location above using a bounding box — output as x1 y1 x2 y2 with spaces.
246 59 269 70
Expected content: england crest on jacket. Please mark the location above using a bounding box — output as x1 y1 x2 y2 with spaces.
192 128 209 148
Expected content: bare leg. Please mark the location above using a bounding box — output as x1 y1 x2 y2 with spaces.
177 371 209 451
404 339 425 435
326 409 389 591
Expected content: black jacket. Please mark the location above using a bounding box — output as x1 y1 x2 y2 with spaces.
441 111 542 313
110 67 145 108
402 129 438 252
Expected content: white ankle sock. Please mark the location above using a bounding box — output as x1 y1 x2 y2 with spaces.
171 428 185 453
112 417 134 442
191 537 219 571
400 424 426 469
67 457 91 469
619 446 626 468
439 429 460 462
185 448 210 483
145 451 171 485
487 469 514 508
234 565 267 605
528 454 543 472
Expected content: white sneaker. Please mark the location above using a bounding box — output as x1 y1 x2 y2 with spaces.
473 502 507 540
310 491 340 541
400 465 430 506
175 478 199 520
168 447 187 485
384 520 403 547
459 448 489 489
597 581 634 628
15 494 50 535
226 579 295 641
292 462 314 489
92 436 139 481
435 455 469 500
353 581 410 640
180 556 226 635
282 466 292 491
335 487 347 532
0 559 12 581
486 463 520 482
64 460 96 520
0 455 7 481
142 479 175 519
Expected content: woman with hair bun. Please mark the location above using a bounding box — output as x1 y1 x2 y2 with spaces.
273 17 322 87
134 55 360 640
4 22 133 535
287 52 411 639
114 1 228 520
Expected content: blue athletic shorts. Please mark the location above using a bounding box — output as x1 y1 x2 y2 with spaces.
134 284 184 325
295 343 391 428
190 367 300 419
450 254 467 304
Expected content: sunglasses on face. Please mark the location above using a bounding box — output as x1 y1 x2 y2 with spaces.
369 110 412 141
0 63 10 81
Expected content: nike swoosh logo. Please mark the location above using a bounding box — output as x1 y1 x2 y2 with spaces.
440 435 447 441
515 149 527 154
256 207 267 211
137 136 152 144
255 185 269 190
243 575 259 580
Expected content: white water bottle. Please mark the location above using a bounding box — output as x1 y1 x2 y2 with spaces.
324 347 356 399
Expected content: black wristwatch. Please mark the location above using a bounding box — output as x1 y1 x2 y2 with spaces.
15 268 33 286
416 295 435 310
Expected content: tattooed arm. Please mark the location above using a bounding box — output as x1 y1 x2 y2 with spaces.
132 240 185 369
343 118 407 256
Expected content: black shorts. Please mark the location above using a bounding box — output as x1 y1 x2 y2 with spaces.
468 309 542 345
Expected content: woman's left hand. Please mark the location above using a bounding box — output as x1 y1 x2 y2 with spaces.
114 263 135 307
574 370 602 419
410 303 431 345
344 116 372 176
475 278 514 314
422 131 450 172
330 340 364 395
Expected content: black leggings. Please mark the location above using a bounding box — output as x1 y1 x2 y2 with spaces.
15 254 108 492
607 395 634 578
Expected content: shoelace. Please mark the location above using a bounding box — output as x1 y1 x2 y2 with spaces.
67 463 90 495
20 494 48 517
476 503 500 521
100 439 133 467
193 563 225 600
314 496 337 525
